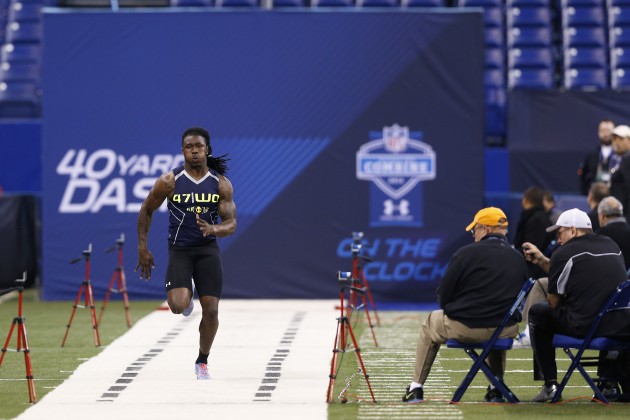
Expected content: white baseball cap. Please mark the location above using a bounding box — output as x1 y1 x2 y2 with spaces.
546 208 592 232
612 125 630 139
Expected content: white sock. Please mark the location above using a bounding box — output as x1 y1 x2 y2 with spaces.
409 381 422 390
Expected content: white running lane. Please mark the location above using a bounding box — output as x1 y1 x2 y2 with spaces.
15 300 336 420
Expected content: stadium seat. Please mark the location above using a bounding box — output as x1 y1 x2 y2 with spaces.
550 281 630 403
507 0 549 7
457 0 500 6
486 47 505 68
508 47 553 68
564 67 608 88
507 7 552 27
0 43 40 62
0 61 40 82
483 6 504 27
564 46 608 68
561 0 604 6
0 80 39 102
170 0 213 6
446 279 536 403
8 2 42 22
563 6 605 27
611 47 630 67
360 0 400 6
507 26 552 47
485 27 505 48
612 67 630 88
485 68 505 88
564 26 606 47
508 67 554 88
312 0 355 6
272 0 306 5
216 0 260 6
485 87 507 136
404 0 444 6
609 6 630 26
5 21 43 43
610 26 630 47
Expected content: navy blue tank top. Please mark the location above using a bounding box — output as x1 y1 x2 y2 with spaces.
167 165 220 247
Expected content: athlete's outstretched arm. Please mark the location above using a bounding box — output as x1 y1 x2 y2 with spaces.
196 175 237 238
135 172 174 280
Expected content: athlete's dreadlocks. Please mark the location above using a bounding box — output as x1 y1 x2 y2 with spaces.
181 126 229 176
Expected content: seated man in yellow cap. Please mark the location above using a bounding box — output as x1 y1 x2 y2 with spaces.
402 207 528 404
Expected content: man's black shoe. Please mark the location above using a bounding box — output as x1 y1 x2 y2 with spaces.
484 386 506 403
593 381 621 402
402 385 424 403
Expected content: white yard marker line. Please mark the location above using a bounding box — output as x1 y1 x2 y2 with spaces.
14 300 336 420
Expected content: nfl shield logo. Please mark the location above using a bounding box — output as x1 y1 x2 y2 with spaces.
383 125 409 153
356 124 437 227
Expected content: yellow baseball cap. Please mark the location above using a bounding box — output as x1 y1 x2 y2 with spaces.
465 207 508 231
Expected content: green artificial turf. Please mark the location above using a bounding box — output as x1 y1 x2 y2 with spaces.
327 310 630 419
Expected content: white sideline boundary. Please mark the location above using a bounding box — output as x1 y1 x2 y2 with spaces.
15 300 336 420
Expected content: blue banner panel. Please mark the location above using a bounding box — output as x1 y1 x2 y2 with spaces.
41 10 485 302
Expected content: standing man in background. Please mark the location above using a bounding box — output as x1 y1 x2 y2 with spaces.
136 127 237 380
610 125 630 221
578 119 616 195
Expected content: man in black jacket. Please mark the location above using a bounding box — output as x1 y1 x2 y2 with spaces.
401 207 528 404
523 208 628 402
609 125 630 222
578 119 616 195
598 196 630 270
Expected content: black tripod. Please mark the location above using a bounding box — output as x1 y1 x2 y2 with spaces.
98 233 132 328
61 243 101 347
0 272 37 403
326 271 376 404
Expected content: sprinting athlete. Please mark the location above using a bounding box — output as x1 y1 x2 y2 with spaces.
136 126 236 380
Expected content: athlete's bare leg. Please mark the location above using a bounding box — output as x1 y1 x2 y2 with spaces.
198 296 219 354
167 287 192 314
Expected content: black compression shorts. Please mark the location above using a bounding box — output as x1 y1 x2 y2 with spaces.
165 243 223 298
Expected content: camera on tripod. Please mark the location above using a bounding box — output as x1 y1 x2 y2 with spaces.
337 271 352 282
15 272 26 285
352 231 364 243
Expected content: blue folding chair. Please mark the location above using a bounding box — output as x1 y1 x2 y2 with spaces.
446 278 536 403
551 280 630 403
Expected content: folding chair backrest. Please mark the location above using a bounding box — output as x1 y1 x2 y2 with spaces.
585 280 630 341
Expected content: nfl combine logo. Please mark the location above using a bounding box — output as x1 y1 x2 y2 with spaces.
356 124 436 227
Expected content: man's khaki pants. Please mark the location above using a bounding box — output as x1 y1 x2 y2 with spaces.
413 310 519 384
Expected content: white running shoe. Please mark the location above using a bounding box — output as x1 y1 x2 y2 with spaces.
182 282 195 317
512 329 531 349
195 363 211 380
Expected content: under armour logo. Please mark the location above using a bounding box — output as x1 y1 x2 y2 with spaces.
166 282 171 287
384 199 410 216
